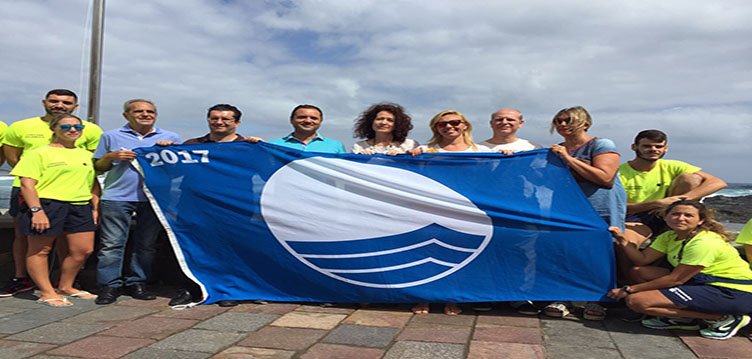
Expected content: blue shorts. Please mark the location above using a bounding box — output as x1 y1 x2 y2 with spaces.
19 199 97 237
659 284 752 315
9 186 22 217
625 211 666 236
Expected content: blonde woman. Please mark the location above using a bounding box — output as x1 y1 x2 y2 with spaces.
11 114 100 307
409 110 490 156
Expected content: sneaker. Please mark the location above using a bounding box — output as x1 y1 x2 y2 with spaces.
641 316 700 330
0 278 35 297
516 301 541 315
620 309 646 322
700 314 751 340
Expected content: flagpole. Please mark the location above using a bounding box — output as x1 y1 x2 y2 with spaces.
87 0 105 125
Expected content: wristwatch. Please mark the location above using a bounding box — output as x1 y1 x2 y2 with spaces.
621 285 633 294
30 206 43 213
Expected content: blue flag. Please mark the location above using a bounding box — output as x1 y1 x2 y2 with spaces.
134 143 616 304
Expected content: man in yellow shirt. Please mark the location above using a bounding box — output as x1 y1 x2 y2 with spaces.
0 89 102 297
618 129 727 249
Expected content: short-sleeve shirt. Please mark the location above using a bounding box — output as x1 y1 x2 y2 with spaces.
567 137 627 230
94 125 181 202
0 121 7 143
735 219 752 245
618 159 700 204
650 230 752 293
183 133 244 144
478 138 542 153
269 133 346 154
351 139 419 154
10 146 95 203
4 117 102 187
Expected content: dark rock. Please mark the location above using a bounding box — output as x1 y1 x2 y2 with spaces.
703 195 752 224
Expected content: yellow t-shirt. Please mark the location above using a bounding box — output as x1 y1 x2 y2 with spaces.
3 117 102 187
10 146 96 203
618 159 700 204
0 121 7 143
650 230 752 293
736 219 752 245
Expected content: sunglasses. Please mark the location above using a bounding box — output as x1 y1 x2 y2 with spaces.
57 124 85 131
436 120 464 128
554 117 571 125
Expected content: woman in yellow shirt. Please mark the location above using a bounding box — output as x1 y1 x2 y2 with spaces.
11 114 100 307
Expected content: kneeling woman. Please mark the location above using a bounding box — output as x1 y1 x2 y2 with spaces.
608 200 752 340
12 114 100 307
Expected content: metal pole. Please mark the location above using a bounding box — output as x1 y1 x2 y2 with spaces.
87 0 105 125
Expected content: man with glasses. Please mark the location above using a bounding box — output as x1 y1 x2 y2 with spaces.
269 104 345 153
478 108 541 154
0 89 102 297
93 99 180 305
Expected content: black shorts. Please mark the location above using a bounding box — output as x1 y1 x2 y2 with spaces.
19 199 97 237
660 284 752 315
9 186 22 217
625 211 666 236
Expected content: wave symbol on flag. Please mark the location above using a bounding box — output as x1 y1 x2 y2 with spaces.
260 157 494 288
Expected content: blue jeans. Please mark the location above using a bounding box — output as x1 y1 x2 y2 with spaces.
96 200 161 288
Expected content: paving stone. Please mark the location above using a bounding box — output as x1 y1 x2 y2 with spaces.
476 314 540 328
122 347 210 359
383 340 465 359
0 307 31 319
212 346 295 359
342 309 413 328
408 312 476 327
31 355 79 359
300 343 384 359
230 303 299 315
602 317 695 359
237 326 326 350
7 322 111 344
397 326 471 344
541 317 615 349
295 305 356 315
468 340 545 359
322 324 399 348
544 343 623 359
116 297 172 308
270 312 346 330
194 312 279 332
680 334 752 358
0 340 56 359
151 329 245 353
0 305 93 335
62 306 158 325
0 297 46 309
473 326 543 345
46 336 155 358
152 305 231 320
98 317 198 340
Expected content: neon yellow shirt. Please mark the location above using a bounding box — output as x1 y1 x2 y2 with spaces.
735 219 752 245
650 230 752 293
618 159 700 204
0 121 7 143
10 146 96 203
3 117 102 187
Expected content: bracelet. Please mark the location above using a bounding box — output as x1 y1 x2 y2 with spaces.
621 285 633 294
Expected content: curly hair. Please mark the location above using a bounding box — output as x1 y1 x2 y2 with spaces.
353 103 413 143
426 110 476 149
664 199 728 241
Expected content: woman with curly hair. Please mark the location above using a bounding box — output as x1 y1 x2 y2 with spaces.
352 103 419 155
608 200 752 340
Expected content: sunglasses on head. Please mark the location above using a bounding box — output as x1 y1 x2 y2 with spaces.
57 124 85 131
436 120 463 128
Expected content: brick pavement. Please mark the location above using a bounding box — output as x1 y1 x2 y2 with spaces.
1 291 751 358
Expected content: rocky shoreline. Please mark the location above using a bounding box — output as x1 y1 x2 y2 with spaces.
704 195 752 225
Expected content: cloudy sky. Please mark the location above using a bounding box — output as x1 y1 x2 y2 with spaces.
1 0 750 182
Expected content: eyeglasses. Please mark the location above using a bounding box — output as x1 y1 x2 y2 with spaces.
57 124 85 131
554 117 570 125
436 120 464 128
208 117 236 123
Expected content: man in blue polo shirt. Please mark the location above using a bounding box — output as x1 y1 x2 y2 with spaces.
269 104 345 153
93 99 181 305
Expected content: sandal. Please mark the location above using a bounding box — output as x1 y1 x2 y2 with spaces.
543 302 569 318
583 303 606 321
444 303 462 316
411 303 429 315
64 291 97 299
37 297 73 308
